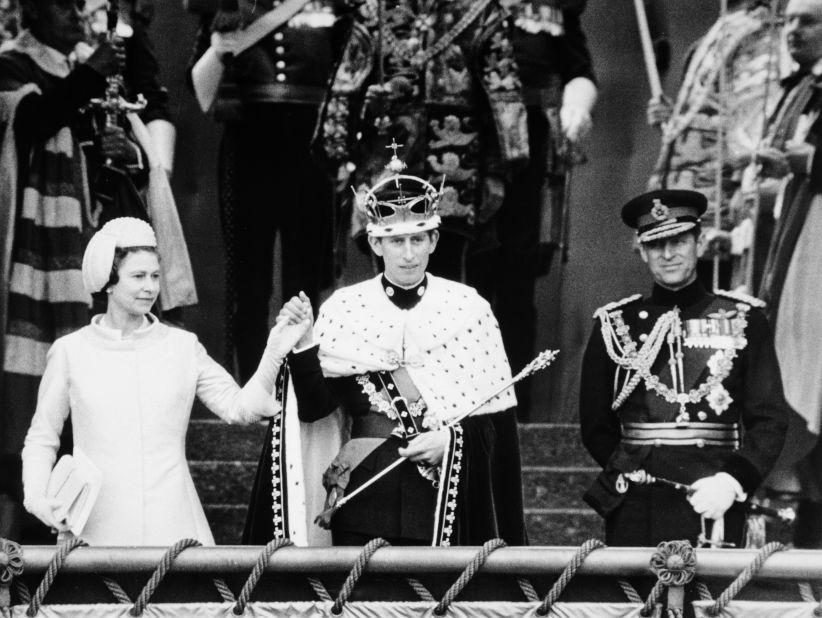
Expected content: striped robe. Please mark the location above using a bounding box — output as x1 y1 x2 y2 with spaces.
0 34 105 496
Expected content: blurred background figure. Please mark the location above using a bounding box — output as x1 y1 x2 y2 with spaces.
187 0 357 382
0 0 19 41
757 0 822 549
467 0 597 420
313 0 530 283
0 0 129 541
646 0 784 291
85 0 176 177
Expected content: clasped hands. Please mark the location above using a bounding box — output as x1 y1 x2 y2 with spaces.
274 293 449 465
268 291 315 358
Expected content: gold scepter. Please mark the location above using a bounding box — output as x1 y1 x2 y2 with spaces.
315 349 560 524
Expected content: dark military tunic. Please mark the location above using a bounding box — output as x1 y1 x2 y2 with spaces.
187 0 357 382
580 279 788 546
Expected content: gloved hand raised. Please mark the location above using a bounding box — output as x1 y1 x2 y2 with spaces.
688 473 742 520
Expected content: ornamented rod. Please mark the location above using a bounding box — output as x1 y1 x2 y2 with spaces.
513 349 560 381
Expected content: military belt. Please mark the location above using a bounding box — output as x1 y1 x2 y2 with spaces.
351 413 398 440
621 422 740 448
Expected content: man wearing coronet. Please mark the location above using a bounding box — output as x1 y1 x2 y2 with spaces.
580 189 788 547
243 146 527 547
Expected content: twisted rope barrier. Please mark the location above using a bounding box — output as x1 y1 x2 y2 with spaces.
407 576 435 602
799 581 816 603
517 576 540 602
617 578 643 604
232 537 293 615
331 538 391 615
6 536 822 616
695 580 713 601
101 576 131 604
129 538 202 616
536 538 605 616
433 538 508 616
13 579 31 605
26 536 87 617
640 580 665 617
308 576 333 602
704 541 786 617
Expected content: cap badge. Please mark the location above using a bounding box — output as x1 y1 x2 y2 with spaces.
651 199 670 221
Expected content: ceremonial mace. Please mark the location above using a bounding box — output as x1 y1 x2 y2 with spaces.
624 470 796 523
87 0 147 172
315 349 560 523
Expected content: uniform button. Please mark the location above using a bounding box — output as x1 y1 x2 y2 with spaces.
276 60 286 69
276 46 285 55
276 73 286 82
697 411 708 421
696 439 705 448
654 439 662 448
639 333 648 342
639 310 649 319
274 32 284 41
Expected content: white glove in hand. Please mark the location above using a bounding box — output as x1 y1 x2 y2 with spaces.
559 105 592 143
24 497 70 532
688 473 740 520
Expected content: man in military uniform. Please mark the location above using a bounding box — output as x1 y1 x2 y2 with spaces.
579 189 788 547
187 0 356 382
243 147 527 546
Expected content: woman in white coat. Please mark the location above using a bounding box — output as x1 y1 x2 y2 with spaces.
21 217 307 545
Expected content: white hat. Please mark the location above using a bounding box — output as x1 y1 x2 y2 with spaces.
82 217 157 294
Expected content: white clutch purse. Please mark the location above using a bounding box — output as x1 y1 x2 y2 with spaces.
46 448 103 536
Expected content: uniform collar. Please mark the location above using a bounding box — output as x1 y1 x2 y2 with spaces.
381 274 428 310
650 279 708 308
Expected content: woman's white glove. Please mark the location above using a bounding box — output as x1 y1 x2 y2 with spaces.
24 497 70 532
688 473 742 520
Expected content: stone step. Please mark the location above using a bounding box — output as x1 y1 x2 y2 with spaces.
187 420 594 468
203 505 604 546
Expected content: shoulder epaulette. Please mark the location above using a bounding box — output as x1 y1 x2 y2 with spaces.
714 289 766 309
593 293 642 318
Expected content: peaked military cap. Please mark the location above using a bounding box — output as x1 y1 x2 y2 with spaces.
621 189 707 243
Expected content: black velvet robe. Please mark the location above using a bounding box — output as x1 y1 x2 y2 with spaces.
244 279 527 546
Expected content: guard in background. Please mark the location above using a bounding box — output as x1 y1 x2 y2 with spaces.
187 0 357 382
579 189 788 547
756 0 822 549
467 0 597 420
313 0 530 284
646 0 784 291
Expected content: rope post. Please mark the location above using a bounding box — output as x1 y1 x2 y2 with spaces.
0 538 23 610
649 540 696 617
